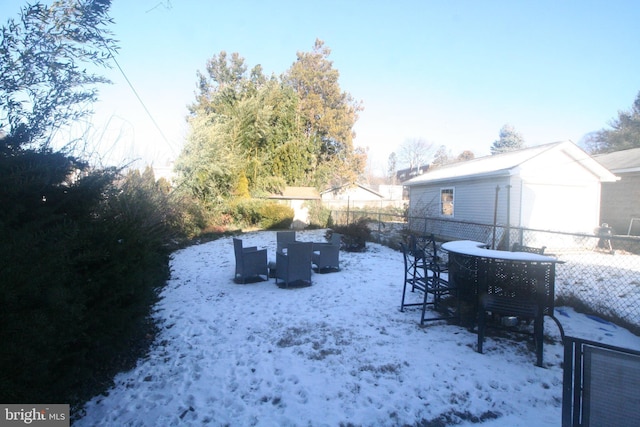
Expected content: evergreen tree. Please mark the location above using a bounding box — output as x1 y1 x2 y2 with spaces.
588 91 640 153
284 39 364 187
1 2 184 408
490 124 525 155
178 40 365 201
431 145 451 167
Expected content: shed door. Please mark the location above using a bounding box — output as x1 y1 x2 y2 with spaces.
521 183 598 232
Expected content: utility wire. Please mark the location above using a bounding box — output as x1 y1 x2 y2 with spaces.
100 35 176 157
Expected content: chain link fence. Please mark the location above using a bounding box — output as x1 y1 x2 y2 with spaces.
331 209 640 335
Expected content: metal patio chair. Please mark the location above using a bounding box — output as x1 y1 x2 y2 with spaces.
476 258 553 366
400 239 457 325
511 242 546 255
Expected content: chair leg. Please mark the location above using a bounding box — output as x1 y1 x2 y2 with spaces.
534 314 544 367
420 285 430 325
477 309 485 354
400 279 409 312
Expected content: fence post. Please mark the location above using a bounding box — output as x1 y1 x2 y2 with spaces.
492 185 500 249
346 196 350 225
506 185 511 250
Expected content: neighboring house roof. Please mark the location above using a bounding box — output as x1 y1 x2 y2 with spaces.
320 183 385 199
269 186 320 200
404 141 618 186
593 147 640 173
396 164 430 182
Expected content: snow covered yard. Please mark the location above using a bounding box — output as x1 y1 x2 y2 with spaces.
75 229 640 426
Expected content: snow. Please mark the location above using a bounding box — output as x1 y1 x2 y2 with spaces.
75 229 640 427
441 240 559 262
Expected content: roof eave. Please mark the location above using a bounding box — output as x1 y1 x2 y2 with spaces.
404 169 512 186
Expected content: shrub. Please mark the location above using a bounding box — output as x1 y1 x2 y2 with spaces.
331 217 372 252
306 200 332 228
227 199 293 230
259 202 294 230
0 150 178 412
228 199 263 226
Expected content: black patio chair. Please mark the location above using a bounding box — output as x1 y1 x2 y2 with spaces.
476 258 553 366
511 242 546 255
233 238 268 284
400 240 457 325
423 234 449 275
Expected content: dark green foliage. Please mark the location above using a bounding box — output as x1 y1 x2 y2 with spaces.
0 143 176 410
227 199 293 230
586 91 640 154
177 40 365 208
0 0 181 413
306 200 332 228
331 218 371 252
259 202 294 230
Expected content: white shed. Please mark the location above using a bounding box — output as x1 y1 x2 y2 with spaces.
404 141 618 237
320 183 404 209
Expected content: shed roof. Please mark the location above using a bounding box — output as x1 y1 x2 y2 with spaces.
593 147 640 173
320 182 385 198
268 186 320 200
404 140 618 186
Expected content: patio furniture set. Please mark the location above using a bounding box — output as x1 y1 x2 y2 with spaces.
402 235 640 425
400 234 563 367
233 231 343 287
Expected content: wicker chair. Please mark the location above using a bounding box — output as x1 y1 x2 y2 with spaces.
275 242 313 287
233 238 268 284
276 231 297 253
312 233 342 273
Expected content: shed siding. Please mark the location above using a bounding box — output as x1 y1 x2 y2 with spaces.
453 178 510 224
409 177 510 223
600 172 640 235
520 181 600 232
407 142 611 237
516 149 604 232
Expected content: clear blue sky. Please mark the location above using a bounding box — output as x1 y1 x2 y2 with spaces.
2 0 640 174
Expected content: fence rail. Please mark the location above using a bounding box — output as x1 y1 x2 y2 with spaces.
331 210 640 335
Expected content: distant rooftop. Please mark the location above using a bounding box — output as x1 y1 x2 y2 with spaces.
593 147 640 173
404 140 617 185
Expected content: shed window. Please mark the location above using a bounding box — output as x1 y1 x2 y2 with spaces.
441 188 454 216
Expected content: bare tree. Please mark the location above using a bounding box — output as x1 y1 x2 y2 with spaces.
397 138 434 169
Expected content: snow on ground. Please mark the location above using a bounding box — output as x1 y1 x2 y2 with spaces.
75 229 640 426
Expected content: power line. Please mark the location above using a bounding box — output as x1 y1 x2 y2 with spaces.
101 36 176 157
